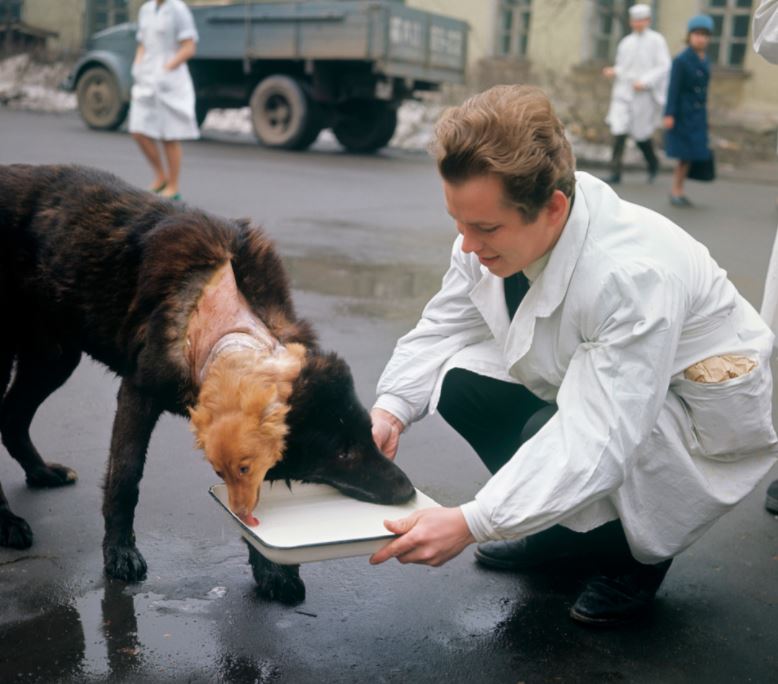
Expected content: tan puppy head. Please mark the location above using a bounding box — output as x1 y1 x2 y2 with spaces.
189 344 306 525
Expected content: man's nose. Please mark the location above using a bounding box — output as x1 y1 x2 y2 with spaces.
459 225 482 254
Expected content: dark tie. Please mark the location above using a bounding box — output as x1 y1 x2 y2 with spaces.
503 271 530 320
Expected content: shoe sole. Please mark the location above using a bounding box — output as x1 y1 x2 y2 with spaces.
473 548 538 571
569 605 645 627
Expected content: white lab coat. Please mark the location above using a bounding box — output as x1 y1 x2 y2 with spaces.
605 28 671 140
128 0 199 141
375 172 778 563
754 0 778 335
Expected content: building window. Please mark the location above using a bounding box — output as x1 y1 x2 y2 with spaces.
591 0 637 61
706 0 752 68
88 0 129 35
0 0 23 24
496 0 532 58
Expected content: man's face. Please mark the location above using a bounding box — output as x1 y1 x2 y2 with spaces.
630 17 651 33
443 174 565 278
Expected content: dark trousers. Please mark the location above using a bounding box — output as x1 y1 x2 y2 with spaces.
610 134 659 179
437 366 641 569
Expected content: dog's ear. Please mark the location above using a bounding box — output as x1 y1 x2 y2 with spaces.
188 403 212 449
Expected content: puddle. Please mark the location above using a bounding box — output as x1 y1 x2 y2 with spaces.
281 253 445 322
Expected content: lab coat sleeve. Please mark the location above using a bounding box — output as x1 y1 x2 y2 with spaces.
374 237 493 426
136 4 147 43
664 56 683 117
462 266 687 542
754 0 778 63
642 34 672 90
611 36 628 77
173 0 199 43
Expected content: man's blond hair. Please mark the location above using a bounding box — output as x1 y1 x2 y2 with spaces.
432 85 576 221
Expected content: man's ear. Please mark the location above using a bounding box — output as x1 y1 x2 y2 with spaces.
546 189 570 227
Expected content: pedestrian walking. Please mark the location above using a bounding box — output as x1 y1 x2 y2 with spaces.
128 0 199 201
368 84 778 626
753 0 778 515
663 15 715 207
602 3 670 185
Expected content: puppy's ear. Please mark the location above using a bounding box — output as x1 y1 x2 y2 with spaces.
188 404 212 449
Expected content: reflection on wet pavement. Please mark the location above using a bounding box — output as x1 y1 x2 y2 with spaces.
281 254 443 322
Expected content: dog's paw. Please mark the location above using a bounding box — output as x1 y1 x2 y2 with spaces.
104 544 148 582
246 542 306 605
26 463 78 489
0 510 34 549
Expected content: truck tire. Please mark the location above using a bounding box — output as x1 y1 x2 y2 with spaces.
333 101 397 153
249 76 322 150
76 65 128 131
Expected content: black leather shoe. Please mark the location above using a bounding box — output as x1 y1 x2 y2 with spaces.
766 479 778 514
474 525 585 571
570 559 672 626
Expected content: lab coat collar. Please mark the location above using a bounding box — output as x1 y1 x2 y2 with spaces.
469 174 591 365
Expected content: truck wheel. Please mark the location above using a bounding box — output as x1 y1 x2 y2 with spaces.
76 66 128 131
249 76 322 150
333 101 397 153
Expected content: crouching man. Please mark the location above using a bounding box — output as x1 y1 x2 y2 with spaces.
368 85 778 626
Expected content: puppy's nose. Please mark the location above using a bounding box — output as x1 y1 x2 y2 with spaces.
239 511 260 527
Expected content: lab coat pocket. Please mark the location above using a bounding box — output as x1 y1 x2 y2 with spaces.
673 362 776 461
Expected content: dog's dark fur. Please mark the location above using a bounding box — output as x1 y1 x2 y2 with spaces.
0 164 413 603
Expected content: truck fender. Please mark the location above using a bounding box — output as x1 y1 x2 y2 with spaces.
66 50 132 103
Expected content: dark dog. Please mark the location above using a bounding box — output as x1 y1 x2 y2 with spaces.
0 164 414 603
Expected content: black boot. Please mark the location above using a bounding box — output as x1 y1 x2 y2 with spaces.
636 138 659 183
570 558 672 626
604 134 627 184
766 479 778 514
474 525 584 570
475 520 627 571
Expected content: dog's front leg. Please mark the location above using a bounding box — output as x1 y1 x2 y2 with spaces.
102 379 162 582
245 540 306 605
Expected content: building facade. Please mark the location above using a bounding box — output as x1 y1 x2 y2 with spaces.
4 0 777 151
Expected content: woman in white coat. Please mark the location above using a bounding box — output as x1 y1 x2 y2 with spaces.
368 85 777 626
129 0 199 200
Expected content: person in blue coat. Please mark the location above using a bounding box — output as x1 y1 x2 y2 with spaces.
663 15 714 207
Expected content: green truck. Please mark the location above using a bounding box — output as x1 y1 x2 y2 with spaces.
62 1 468 152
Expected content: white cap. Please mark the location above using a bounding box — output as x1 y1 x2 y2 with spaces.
629 3 652 20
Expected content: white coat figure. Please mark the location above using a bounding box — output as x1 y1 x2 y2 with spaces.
755 0 778 337
605 28 671 140
602 4 671 183
129 0 199 199
374 172 778 564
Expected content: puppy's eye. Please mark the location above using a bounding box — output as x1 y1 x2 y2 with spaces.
337 452 352 461
239 465 250 475
215 471 224 479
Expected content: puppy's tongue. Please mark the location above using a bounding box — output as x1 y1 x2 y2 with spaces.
242 513 260 527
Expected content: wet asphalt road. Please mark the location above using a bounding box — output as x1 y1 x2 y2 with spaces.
0 109 776 683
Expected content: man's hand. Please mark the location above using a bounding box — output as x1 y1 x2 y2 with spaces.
369 507 475 567
633 80 647 91
602 66 616 78
370 407 404 460
663 115 674 130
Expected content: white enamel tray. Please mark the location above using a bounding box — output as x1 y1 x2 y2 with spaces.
209 481 439 565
